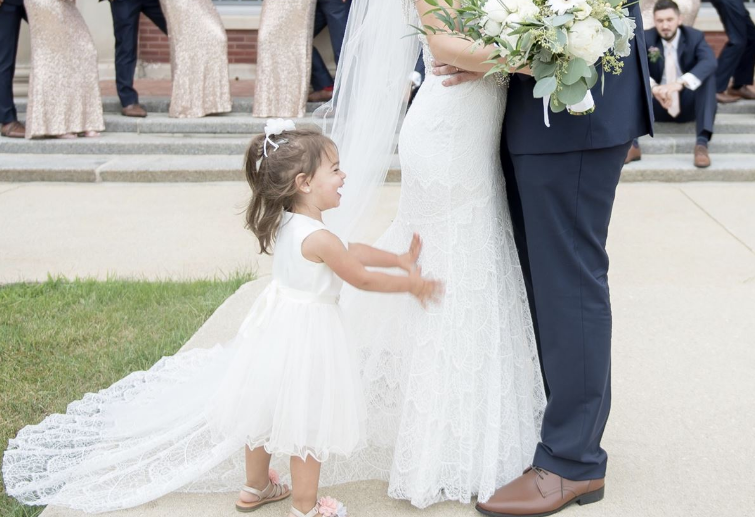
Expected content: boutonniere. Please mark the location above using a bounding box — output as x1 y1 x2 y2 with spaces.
648 46 662 64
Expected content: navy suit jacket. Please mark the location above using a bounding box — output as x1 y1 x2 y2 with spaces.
2 0 25 6
505 3 654 155
644 26 717 86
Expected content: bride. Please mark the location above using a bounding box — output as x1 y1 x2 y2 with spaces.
2 0 545 512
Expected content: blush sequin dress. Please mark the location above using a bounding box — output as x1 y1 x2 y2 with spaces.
253 0 316 118
24 0 104 138
160 0 232 118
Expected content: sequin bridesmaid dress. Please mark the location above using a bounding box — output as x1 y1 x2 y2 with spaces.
24 0 104 139
160 0 232 118
253 0 316 118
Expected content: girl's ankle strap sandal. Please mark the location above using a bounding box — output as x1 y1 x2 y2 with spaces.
235 469 290 513
290 497 348 517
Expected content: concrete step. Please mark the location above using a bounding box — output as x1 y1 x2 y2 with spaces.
0 133 251 155
2 153 754 183
717 98 755 114
620 153 755 181
654 113 755 134
14 97 327 115
637 133 755 154
16 113 320 136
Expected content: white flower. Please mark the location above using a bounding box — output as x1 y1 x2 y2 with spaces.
567 17 616 64
518 0 540 19
613 15 636 57
265 119 296 137
574 0 592 20
505 12 524 27
498 30 522 56
484 19 504 37
483 0 511 23
547 0 581 16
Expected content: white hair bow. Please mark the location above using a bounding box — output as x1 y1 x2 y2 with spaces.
263 119 296 157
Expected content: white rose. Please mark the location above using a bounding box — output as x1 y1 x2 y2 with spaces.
518 0 540 19
483 0 511 23
567 17 616 64
485 19 504 37
574 0 592 20
505 12 524 28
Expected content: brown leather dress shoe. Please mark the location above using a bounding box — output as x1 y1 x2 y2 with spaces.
121 104 148 117
694 145 711 168
476 467 605 517
1 120 26 138
716 92 740 104
624 144 641 164
727 86 755 100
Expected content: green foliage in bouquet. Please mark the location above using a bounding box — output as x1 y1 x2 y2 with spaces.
414 0 637 115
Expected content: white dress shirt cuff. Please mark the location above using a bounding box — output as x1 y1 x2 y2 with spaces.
649 77 659 89
681 73 701 91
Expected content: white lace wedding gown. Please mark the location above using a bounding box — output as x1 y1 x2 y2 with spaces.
316 26 547 507
2 6 545 515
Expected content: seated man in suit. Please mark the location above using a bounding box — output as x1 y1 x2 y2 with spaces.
0 0 26 138
626 0 718 168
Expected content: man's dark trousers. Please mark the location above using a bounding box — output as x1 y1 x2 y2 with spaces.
311 0 351 92
0 0 26 125
710 0 755 92
501 2 654 482
108 0 167 107
653 75 717 140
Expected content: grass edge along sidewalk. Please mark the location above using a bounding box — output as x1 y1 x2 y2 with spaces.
0 273 255 517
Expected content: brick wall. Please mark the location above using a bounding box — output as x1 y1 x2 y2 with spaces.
704 32 728 57
137 15 257 65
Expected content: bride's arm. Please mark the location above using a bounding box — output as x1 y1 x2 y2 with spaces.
416 0 499 74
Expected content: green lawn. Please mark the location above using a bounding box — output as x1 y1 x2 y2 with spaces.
0 274 254 517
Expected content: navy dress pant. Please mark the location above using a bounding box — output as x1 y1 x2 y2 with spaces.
0 2 26 125
110 0 167 107
710 0 755 92
311 0 351 92
652 75 717 140
503 142 632 480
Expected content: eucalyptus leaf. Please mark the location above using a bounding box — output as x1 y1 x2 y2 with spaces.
609 14 626 36
562 59 589 86
533 76 558 99
557 80 588 105
550 95 567 113
551 14 575 27
533 60 558 80
585 66 599 89
556 28 568 47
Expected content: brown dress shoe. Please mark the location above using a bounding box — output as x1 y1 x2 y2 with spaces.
694 145 711 168
476 467 605 517
716 92 740 104
727 86 755 100
624 144 641 164
1 120 26 138
308 89 333 103
121 104 148 117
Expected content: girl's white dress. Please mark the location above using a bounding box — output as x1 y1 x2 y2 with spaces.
2 212 365 513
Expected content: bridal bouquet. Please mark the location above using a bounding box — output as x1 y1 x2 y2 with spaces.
418 0 637 119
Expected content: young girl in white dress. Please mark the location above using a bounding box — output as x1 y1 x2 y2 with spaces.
2 121 442 517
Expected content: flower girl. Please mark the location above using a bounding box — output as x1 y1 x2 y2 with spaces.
2 120 442 517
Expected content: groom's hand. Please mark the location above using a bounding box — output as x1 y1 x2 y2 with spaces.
432 61 484 87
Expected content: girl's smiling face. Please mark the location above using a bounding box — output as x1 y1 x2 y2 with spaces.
302 147 346 211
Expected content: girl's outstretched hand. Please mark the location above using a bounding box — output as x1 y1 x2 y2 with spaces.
409 266 444 308
398 233 422 272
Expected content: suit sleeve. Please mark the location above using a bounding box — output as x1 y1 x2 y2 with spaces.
686 34 717 85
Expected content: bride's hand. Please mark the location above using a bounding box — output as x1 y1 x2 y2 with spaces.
432 61 485 87
398 233 422 272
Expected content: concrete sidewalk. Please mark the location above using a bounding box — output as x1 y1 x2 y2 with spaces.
1 182 753 517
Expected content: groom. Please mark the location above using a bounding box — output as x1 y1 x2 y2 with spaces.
434 2 653 516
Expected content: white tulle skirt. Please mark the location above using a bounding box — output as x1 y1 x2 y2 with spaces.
2 281 366 513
